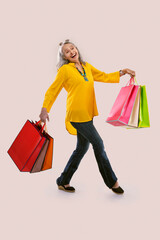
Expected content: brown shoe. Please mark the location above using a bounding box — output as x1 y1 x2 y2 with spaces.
112 186 124 194
58 185 75 193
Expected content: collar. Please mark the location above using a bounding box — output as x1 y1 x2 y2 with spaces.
68 61 84 68
68 62 75 66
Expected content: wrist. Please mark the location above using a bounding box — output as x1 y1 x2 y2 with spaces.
42 107 47 111
119 70 125 76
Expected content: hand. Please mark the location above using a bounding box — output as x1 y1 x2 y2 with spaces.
122 68 136 77
39 107 50 123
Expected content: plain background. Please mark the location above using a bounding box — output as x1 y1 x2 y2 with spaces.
1 0 160 239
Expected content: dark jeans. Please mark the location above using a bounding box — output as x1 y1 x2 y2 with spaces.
56 119 118 189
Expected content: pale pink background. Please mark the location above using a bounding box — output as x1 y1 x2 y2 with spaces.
1 0 160 239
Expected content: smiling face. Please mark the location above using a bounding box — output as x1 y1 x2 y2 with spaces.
62 43 79 63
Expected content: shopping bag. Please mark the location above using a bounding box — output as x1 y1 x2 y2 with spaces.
138 85 150 128
106 77 140 128
30 120 54 173
30 137 50 173
7 120 47 172
126 85 141 128
41 132 54 171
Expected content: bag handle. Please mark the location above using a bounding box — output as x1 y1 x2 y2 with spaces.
36 120 48 133
126 76 138 86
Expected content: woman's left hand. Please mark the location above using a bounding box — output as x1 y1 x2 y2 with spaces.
122 68 136 77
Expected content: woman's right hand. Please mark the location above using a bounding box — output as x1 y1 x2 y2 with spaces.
122 68 136 77
39 107 50 123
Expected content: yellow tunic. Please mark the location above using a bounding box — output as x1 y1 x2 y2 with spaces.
42 61 120 135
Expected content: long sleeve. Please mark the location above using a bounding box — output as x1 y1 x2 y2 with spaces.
87 62 120 83
42 65 67 113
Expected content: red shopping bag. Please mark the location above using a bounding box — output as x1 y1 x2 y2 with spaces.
7 120 47 172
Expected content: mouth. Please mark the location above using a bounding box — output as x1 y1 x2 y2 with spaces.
71 53 77 58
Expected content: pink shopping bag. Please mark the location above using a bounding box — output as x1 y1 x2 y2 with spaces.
106 77 140 128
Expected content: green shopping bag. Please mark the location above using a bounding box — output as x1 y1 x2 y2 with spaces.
138 85 150 128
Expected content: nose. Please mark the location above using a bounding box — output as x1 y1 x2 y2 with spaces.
70 51 75 56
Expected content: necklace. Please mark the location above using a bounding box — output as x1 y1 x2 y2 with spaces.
75 65 89 82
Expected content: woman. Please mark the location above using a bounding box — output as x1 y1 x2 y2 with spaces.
39 39 135 194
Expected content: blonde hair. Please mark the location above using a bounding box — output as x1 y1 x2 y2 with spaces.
56 39 86 70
